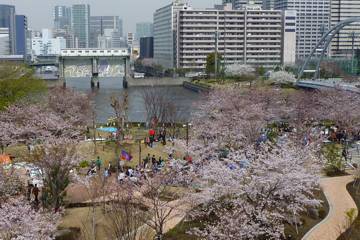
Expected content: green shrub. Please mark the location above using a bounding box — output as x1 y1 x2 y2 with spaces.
322 143 345 176
79 160 89 168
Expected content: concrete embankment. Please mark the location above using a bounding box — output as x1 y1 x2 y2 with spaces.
183 81 211 93
127 77 187 87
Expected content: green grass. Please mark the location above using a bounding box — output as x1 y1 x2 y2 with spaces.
164 218 202 240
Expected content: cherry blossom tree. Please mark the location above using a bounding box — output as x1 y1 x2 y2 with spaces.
47 86 93 128
0 104 77 147
183 87 323 239
0 89 93 152
0 197 60 240
189 143 320 240
0 167 60 239
269 71 296 85
225 64 255 77
0 168 24 204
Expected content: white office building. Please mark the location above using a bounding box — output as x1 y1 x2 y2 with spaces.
176 4 296 70
31 29 66 56
330 0 360 58
274 0 331 60
0 28 10 55
153 0 189 69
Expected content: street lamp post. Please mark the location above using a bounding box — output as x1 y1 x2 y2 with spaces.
183 123 192 147
214 31 218 80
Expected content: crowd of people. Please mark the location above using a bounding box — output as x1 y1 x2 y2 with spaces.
117 153 166 183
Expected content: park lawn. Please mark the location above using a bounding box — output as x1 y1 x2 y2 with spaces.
3 144 29 161
59 206 144 240
77 140 171 169
59 205 154 240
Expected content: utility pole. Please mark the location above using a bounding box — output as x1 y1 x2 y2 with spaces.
351 32 356 75
138 139 142 167
92 111 97 154
224 11 227 71
214 31 218 80
186 123 189 147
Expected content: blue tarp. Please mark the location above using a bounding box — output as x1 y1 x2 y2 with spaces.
96 127 118 133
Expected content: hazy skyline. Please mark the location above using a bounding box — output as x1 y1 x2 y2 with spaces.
1 0 218 33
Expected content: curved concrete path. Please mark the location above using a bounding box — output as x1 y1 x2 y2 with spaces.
302 175 358 240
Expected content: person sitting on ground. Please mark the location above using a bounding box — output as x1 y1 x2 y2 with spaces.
151 155 156 166
152 161 158 173
158 157 164 168
127 168 134 177
87 163 97 176
118 171 126 182
104 168 109 178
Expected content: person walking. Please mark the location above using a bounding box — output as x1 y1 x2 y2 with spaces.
342 148 348 162
26 181 33 201
32 184 40 204
144 154 150 168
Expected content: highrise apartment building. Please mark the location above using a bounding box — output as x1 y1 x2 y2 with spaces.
274 0 331 60
223 0 263 9
0 5 16 54
263 0 276 9
15 15 27 55
176 4 296 70
330 0 360 58
136 22 154 39
71 4 90 48
153 0 189 69
89 16 123 48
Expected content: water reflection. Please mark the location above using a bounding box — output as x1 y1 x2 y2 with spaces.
64 77 200 123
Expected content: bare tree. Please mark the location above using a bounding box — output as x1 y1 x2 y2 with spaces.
30 138 80 211
105 185 151 240
110 93 129 140
135 174 183 240
110 92 129 173
76 173 113 240
141 87 177 127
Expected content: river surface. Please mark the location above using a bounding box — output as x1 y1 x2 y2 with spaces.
59 77 201 123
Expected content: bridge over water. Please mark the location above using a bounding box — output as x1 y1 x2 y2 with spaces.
59 48 130 88
296 80 360 94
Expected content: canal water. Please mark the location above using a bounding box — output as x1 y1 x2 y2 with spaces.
62 77 201 123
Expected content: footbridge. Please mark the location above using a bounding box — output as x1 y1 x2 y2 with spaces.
59 48 130 88
296 80 360 94
298 17 360 80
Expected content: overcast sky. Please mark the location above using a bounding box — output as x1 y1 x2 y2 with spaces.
2 0 219 33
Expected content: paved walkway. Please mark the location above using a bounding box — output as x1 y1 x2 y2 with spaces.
302 175 358 240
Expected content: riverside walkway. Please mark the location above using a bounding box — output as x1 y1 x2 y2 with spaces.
302 175 358 240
